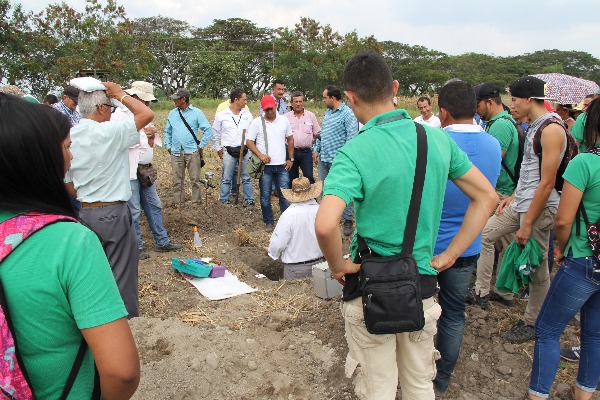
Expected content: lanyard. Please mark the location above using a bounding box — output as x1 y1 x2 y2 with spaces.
231 114 243 128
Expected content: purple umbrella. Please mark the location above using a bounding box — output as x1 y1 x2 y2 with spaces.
533 73 599 105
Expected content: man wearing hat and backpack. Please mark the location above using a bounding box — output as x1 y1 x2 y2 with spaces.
111 81 182 260
266 177 324 279
477 76 569 343
164 88 213 206
470 82 521 309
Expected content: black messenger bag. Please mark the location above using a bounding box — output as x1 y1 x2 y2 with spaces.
358 122 427 334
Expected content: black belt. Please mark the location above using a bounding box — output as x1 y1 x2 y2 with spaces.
294 147 312 151
287 257 324 266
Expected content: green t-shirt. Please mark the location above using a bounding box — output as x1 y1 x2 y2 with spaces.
0 212 127 399
570 112 587 153
485 111 519 195
562 149 600 257
323 109 472 276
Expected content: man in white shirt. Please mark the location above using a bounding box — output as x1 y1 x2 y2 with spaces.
112 81 182 260
212 88 254 205
246 95 294 232
267 177 324 279
414 96 441 128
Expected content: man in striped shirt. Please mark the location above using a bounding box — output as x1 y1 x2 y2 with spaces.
313 85 358 236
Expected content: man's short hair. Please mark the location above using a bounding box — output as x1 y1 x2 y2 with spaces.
325 85 342 101
272 79 285 88
290 92 304 102
438 80 476 120
343 51 393 103
417 96 431 105
229 88 245 103
78 90 109 118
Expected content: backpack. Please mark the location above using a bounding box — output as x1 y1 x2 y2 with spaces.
485 115 527 185
576 147 600 263
533 117 579 192
0 213 95 400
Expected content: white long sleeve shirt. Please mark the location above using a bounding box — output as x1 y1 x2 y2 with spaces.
268 199 323 264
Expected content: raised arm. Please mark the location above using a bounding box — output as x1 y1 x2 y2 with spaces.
103 82 153 131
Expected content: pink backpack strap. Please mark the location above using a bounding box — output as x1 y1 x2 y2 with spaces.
0 213 78 262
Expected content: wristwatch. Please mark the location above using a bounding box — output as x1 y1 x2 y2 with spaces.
289 157 294 162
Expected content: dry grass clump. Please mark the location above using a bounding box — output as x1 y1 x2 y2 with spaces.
233 226 254 247
177 308 222 326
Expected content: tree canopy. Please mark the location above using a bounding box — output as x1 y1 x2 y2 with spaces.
2 0 599 99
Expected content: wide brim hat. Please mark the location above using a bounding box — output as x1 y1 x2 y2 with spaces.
281 178 323 203
125 81 157 102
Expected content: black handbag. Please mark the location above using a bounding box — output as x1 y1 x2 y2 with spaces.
136 163 157 187
224 146 249 159
358 121 427 334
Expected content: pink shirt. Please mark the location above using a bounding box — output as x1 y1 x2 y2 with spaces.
284 110 320 149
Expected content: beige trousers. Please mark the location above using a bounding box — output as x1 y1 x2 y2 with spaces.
475 205 556 325
171 151 202 204
342 296 441 400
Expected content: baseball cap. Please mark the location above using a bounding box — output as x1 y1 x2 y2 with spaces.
260 95 276 110
63 85 80 102
475 83 500 100
169 88 189 100
509 76 552 100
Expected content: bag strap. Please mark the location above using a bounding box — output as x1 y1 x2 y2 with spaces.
178 108 200 146
0 213 91 399
486 115 520 185
402 122 427 255
357 119 427 257
260 116 269 155
576 148 600 236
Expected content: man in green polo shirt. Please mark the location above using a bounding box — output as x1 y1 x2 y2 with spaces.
471 82 522 308
315 51 498 400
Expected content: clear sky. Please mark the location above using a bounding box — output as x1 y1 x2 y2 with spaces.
13 0 600 58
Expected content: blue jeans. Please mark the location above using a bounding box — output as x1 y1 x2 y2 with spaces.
434 254 478 391
289 148 314 184
259 164 290 224
128 179 169 249
529 253 600 398
220 151 253 203
318 160 353 221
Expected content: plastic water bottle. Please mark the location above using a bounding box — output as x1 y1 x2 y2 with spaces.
193 226 202 248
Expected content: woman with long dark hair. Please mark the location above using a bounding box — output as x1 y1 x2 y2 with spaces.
527 98 600 399
0 94 140 399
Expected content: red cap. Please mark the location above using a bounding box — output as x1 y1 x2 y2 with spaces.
260 95 276 110
544 100 555 112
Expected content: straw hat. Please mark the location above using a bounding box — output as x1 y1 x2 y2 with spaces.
0 85 24 96
281 177 323 203
125 81 158 102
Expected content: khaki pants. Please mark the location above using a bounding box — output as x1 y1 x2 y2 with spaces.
342 296 441 400
171 151 202 204
475 205 556 325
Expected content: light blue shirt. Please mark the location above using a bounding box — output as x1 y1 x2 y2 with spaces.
67 118 138 202
164 104 213 154
312 103 358 163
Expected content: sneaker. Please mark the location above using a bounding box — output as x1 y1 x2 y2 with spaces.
220 200 231 205
502 320 535 343
489 291 515 307
559 346 580 362
265 223 274 233
155 242 183 252
243 200 254 207
139 251 150 260
433 380 448 396
343 220 354 236
466 287 489 309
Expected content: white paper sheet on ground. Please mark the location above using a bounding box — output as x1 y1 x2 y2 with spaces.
183 270 257 300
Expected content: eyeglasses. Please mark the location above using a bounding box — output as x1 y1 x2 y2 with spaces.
101 103 117 112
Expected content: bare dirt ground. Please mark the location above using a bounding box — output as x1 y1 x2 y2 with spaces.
129 110 595 400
